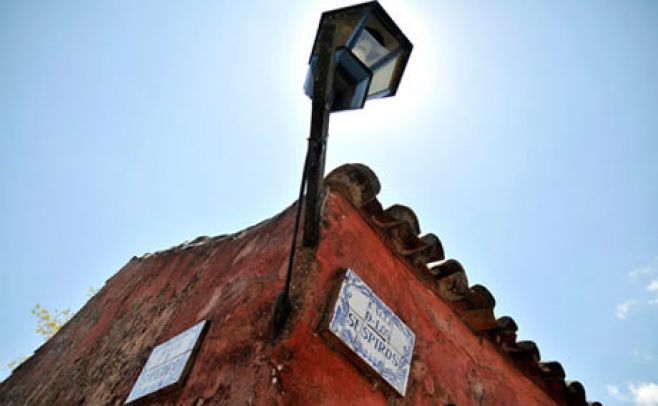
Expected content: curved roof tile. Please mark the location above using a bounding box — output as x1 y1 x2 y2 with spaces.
324 163 601 406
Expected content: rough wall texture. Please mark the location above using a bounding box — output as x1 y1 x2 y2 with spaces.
0 164 599 406
278 191 554 405
0 210 295 405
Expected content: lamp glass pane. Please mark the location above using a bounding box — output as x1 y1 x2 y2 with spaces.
351 28 389 67
331 47 371 111
367 53 400 96
362 15 401 57
334 13 362 47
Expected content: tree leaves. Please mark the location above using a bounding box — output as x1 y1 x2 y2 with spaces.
7 286 96 371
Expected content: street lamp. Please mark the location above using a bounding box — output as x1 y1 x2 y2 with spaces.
274 1 412 332
303 1 413 247
303 1 413 112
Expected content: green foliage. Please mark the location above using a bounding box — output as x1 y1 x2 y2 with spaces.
7 356 28 371
7 286 97 371
31 304 73 341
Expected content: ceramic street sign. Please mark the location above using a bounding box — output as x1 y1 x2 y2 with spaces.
125 320 207 404
329 269 415 396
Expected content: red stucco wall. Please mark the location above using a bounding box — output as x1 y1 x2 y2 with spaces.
276 191 557 405
0 164 594 405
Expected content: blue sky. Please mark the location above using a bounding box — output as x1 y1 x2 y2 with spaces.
1 0 657 404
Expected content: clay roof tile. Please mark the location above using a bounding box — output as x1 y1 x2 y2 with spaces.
323 163 603 406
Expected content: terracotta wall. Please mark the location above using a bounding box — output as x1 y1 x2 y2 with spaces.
0 165 591 405
0 206 296 405
275 191 558 405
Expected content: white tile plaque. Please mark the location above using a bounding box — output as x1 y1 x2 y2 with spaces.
329 269 415 396
125 320 207 404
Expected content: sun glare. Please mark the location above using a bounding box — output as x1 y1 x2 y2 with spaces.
329 0 449 144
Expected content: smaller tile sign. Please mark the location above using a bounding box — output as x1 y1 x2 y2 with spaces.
125 320 207 404
329 269 415 396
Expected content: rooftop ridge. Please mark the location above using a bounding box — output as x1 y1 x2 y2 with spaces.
131 203 296 261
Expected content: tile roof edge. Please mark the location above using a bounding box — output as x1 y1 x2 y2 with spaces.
324 163 601 406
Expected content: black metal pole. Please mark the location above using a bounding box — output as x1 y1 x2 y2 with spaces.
273 20 335 334
302 20 336 248
272 147 309 333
